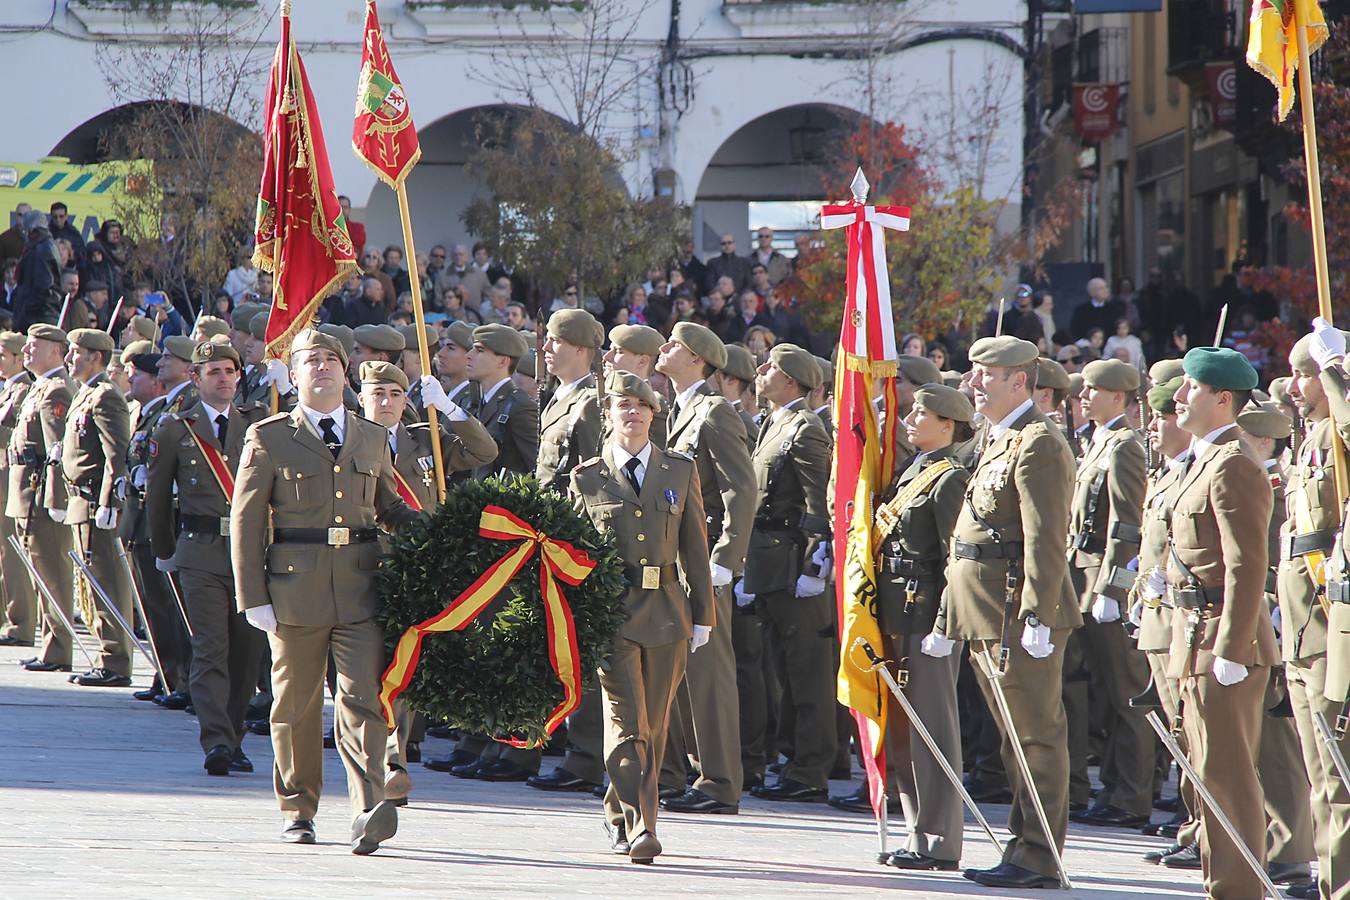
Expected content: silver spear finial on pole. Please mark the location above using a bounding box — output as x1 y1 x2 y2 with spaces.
850 167 870 204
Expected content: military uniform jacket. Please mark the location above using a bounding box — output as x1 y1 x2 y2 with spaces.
1068 417 1147 608
945 403 1081 640
470 381 539 478
61 372 130 524
1277 417 1337 662
392 416 498 510
665 381 754 575
1320 366 1350 700
1164 427 1279 677
0 372 34 489
5 370 75 520
742 401 831 595
536 374 602 491
230 408 422 627
122 383 198 541
1134 454 1190 652
732 400 758 449
571 444 713 646
236 364 272 414
882 446 968 637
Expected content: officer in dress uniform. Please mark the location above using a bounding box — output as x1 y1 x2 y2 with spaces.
236 313 275 413
0 332 37 646
570 371 714 864
535 309 603 493
231 328 422 855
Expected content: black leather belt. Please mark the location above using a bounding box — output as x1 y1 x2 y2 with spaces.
953 540 1024 561
1265 569 1278 595
273 526 379 546
1282 529 1336 561
179 513 230 536
1329 580 1350 603
624 563 678 590
881 556 938 577
1170 585 1222 611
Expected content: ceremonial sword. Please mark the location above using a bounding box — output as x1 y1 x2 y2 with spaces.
7 533 97 668
68 548 164 683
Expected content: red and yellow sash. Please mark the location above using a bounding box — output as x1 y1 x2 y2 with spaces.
185 425 235 502
391 466 424 512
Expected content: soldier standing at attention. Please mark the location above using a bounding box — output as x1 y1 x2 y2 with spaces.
231 329 421 855
536 309 603 493
434 321 478 411
466 323 539 481
717 343 760 446
0 332 36 646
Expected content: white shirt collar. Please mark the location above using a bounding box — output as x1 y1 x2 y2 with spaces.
200 400 229 424
40 366 65 380
447 380 470 402
387 424 400 456
165 380 191 403
554 373 590 402
769 396 804 426
1092 414 1125 443
1263 458 1277 472
1191 423 1236 460
299 403 346 440
4 371 25 388
989 398 1034 439
813 404 829 416
675 380 704 409
613 442 653 485
482 377 512 405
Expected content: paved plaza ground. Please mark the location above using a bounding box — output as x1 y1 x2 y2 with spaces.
0 640 1213 898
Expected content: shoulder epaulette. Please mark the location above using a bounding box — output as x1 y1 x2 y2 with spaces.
576 455 602 469
256 411 290 427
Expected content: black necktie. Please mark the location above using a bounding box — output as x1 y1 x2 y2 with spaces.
670 400 681 423
623 456 642 496
215 414 228 446
319 416 341 458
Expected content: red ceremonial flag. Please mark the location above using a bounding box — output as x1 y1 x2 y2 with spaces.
253 2 358 359
353 0 421 189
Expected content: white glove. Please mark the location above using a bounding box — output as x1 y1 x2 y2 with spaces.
1310 316 1347 368
47 441 62 463
1212 655 1249 686
155 556 176 573
245 604 278 635
1271 605 1282 639
1091 595 1121 624
1128 599 1144 627
132 464 149 490
810 542 833 580
710 562 732 588
733 580 755 608
48 508 66 524
259 358 293 394
921 631 956 658
689 624 711 654
418 375 463 418
1021 621 1055 659
795 574 826 598
1142 566 1167 601
94 506 118 530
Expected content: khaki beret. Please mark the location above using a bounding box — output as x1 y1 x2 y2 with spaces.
670 322 727 369
521 329 538 350
1148 358 1185 384
353 323 405 353
1252 387 1270 403
1035 357 1070 392
1183 347 1258 391
1238 401 1292 440
68 328 115 353
1289 334 1318 375
969 335 1039 368
231 303 266 332
914 383 975 423
0 331 25 354
191 338 240 367
127 317 157 342
162 335 197 363
443 320 475 351
720 343 757 383
769 342 822 391
359 360 408 390
1082 358 1141 393
474 323 529 359
897 354 941 387
1055 344 1082 363
608 323 664 357
27 323 67 344
318 323 355 358
815 356 834 390
249 311 269 341
397 323 437 354
941 369 963 389
1148 375 1184 414
605 370 660 410
1268 376 1292 407
194 316 229 339
548 309 603 349
291 328 349 367
1068 372 1085 398
121 340 153 364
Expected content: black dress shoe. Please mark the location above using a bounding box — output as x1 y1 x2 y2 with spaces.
0 635 34 646
1153 795 1180 812
1268 862 1312 884
450 756 490 778
887 849 959 871
282 819 317 844
966 862 1060 888
204 744 232 776
133 677 164 702
476 760 530 782
17 656 38 667
828 786 873 814
591 783 607 799
1071 803 1150 828
231 748 254 773
658 785 684 801
1161 843 1201 869
751 778 828 803
526 767 598 792
248 719 270 736
608 824 630 855
425 724 457 740
74 667 132 687
742 772 764 793
22 659 71 672
1143 841 1185 864
157 690 191 710
1156 821 1181 839
1287 880 1320 898
962 774 1012 804
829 766 853 780
425 750 479 773
405 742 421 764
661 788 738 814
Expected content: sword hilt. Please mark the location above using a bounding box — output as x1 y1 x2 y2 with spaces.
850 636 888 672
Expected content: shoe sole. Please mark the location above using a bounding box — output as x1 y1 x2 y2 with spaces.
282 831 316 845
204 759 231 776
352 800 399 855
527 782 596 792
662 804 738 814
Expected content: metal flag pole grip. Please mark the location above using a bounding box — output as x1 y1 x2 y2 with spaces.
68 548 163 682
8 533 96 668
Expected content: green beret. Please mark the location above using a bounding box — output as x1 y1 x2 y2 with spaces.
1148 376 1184 414
608 323 664 357
1182 347 1258 391
249 311 269 341
1238 401 1292 440
162 335 197 363
605 370 660 410
194 316 229 339
670 322 727 369
191 338 240 367
1082 358 1140 393
68 328 114 354
1035 357 1070 392
317 323 355 358
291 328 349 368
914 383 975 423
547 309 603 349
121 339 153 364
27 323 67 344
443 320 475 351
353 323 405 354
0 331 25 354
473 323 528 359
815 356 834 390
1289 335 1318 376
1148 358 1185 384
769 342 822 391
359 360 408 390
231 303 265 332
720 343 757 383
897 354 941 387
397 323 437 354
969 335 1039 368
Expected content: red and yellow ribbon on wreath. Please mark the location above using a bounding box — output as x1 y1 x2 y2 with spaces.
377 505 597 746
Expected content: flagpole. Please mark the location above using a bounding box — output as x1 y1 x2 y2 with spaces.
395 182 446 504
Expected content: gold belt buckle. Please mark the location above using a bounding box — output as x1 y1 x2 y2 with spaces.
641 565 661 589
328 527 351 547
219 517 231 537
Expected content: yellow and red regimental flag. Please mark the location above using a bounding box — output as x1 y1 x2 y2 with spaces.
352 0 421 189
253 3 358 359
1247 0 1327 121
820 170 910 816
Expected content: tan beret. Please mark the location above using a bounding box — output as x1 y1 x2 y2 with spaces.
1034 357 1070 392
605 370 660 410
914 383 975 423
291 328 349 368
1268 376 1292 407
317 323 355 358
897 354 942 386
249 311 269 341
443 320 475 351
194 316 229 339
125 317 157 343
0 331 25 354
1252 388 1270 403
162 335 197 363
1238 401 1293 440
191 338 240 367
1068 372 1085 398
815 355 834 390
27 323 67 344
397 323 438 354
232 303 266 332
941 369 963 389
121 339 153 364
353 323 405 354
359 359 408 390
474 323 529 359
969 336 1039 368
1082 358 1141 393
68 328 115 353
548 309 603 349
670 322 727 369
720 343 757 383
516 346 537 378
769 342 822 391
608 323 664 357
1289 335 1318 375
1148 358 1185 384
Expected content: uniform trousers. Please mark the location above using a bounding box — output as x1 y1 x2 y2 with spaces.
0 504 36 642
19 513 73 667
559 688 606 784
178 566 262 754
1079 615 1155 816
760 589 837 789
1147 649 1201 847
130 541 191 689
73 522 133 676
1259 669 1314 865
1286 654 1350 898
732 599 769 782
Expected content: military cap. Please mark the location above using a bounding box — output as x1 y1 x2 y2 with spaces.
27 323 67 344
0 331 24 354
521 329 538 350
317 323 355 358
121 340 153 364
474 323 529 359
232 303 266 332
1055 344 1083 364
1269 376 1293 407
1289 334 1319 376
1237 401 1292 440
291 328 349 367
1082 358 1140 393
68 328 115 353
516 348 537 379
608 324 664 357
359 360 408 390
1148 376 1184 414
670 322 727 369
191 338 240 367
720 343 757 383
897 354 941 386
1148 358 1185 384
1252 387 1271 403
353 323 405 353
249 311 269 341
769 342 822 390
129 352 161 375
162 335 197 363
605 370 660 410
194 316 229 339
127 317 157 342
85 280 109 294
1035 357 1070 392
969 335 1039 368
443 320 475 351
1068 372 1085 398
548 309 603 349
941 369 964 389
397 323 438 355
914 383 975 423
815 355 834 390
1182 346 1258 391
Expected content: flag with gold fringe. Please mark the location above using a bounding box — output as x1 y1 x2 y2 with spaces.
353 0 422 189
1246 0 1328 121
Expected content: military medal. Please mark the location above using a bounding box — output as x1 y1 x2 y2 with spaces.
665 488 677 506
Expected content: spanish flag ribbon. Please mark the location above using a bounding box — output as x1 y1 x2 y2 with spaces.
377 505 596 745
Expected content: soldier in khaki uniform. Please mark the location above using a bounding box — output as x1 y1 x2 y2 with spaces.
60 328 135 687
1166 347 1280 900
146 339 267 774
536 309 603 492
943 336 1080 889
570 371 714 864
717 343 760 447
396 323 437 423
466 323 539 481
434 321 479 412
0 332 37 646
603 324 668 448
231 329 421 854
236 313 275 414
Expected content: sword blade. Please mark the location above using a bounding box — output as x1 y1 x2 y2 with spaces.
7 533 96 668
68 548 162 682
1313 710 1350 789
